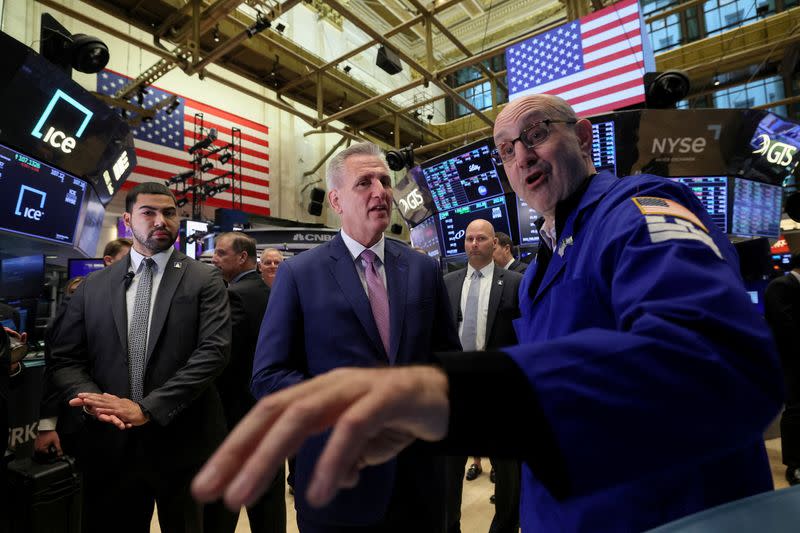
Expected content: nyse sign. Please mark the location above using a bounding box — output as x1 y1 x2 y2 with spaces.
398 188 424 216
753 134 797 167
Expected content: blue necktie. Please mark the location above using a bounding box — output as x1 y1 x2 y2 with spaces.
461 270 482 351
129 258 154 402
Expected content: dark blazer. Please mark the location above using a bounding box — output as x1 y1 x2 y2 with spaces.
46 250 231 471
218 270 269 427
251 233 460 527
444 264 522 350
508 259 528 274
765 272 800 404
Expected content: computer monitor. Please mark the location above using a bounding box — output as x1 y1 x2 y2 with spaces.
420 137 507 212
0 255 45 301
68 258 105 279
437 196 512 257
591 120 617 174
515 194 541 245
730 177 782 238
409 216 441 259
668 176 728 233
0 142 88 245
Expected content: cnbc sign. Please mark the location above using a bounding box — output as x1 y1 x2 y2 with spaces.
30 89 93 154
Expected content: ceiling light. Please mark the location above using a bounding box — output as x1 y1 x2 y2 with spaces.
213 25 220 43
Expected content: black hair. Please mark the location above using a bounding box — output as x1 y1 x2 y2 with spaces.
125 182 176 213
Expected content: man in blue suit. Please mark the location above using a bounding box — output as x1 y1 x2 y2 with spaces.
249 142 460 533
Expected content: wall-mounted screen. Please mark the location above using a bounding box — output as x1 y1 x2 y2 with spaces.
668 176 728 233
591 120 617 175
68 258 105 279
409 216 441 259
421 138 506 211
731 177 782 238
438 196 512 257
0 255 45 301
515 194 541 245
0 142 87 244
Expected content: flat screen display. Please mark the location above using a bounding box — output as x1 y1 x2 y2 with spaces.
591 120 617 174
731 177 782 238
68 258 105 279
409 216 441 259
668 176 728 233
0 142 87 244
421 138 506 211
515 194 541 245
0 255 44 301
438 196 512 257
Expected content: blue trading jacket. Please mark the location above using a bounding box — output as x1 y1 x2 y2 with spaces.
504 171 783 532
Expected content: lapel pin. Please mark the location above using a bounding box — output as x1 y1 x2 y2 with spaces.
174 262 182 268
557 236 574 257
497 280 504 286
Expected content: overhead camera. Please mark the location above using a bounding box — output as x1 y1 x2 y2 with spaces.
386 145 414 171
644 70 690 109
40 13 109 75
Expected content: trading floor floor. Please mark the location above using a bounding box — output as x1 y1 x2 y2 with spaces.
150 440 790 533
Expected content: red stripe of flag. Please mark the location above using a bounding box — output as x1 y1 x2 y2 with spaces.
582 93 645 117
583 44 644 70
580 0 637 24
547 62 642 96
581 11 640 40
582 29 643 56
184 97 269 135
183 117 269 148
566 77 644 106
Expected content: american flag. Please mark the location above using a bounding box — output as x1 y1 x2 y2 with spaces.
97 70 270 215
506 0 654 116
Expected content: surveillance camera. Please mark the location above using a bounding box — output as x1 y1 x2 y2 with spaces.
70 34 109 74
645 70 690 109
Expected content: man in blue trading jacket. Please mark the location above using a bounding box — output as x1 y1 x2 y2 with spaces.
246 142 460 533
193 95 783 533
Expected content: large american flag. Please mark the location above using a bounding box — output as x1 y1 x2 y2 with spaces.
506 0 654 116
97 70 270 215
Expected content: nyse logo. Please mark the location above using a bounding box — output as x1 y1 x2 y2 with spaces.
651 136 707 154
31 89 94 154
753 134 797 167
15 185 47 221
398 188 424 215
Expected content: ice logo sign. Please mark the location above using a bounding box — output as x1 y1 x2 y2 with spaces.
15 185 47 221
30 89 93 154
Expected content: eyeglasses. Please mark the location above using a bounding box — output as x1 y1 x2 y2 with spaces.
491 119 577 165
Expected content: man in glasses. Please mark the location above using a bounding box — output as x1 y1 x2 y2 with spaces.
194 95 783 532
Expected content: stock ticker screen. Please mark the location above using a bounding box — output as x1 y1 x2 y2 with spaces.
0 142 87 244
516 194 541 245
591 120 617 174
669 176 728 233
731 178 782 238
438 196 512 257
421 140 505 211
409 216 441 258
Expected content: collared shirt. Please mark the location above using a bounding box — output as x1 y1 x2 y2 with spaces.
127 247 174 339
341 230 387 295
230 268 257 285
459 261 494 351
503 258 516 270
791 270 800 284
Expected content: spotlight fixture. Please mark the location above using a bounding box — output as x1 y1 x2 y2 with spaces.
176 197 189 208
218 152 232 165
165 98 180 115
246 12 271 38
187 128 217 154
343 65 352 74
200 161 214 173
427 114 434 121
713 78 721 86
186 230 209 244
275 22 286 33
206 183 231 197
166 169 194 185
213 25 220 43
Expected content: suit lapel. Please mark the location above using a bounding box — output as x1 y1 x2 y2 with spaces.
328 235 386 358
109 257 131 353
449 269 467 323
486 265 504 340
385 243 407 363
146 251 188 363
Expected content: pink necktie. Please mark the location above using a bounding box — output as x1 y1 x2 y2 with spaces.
361 249 391 359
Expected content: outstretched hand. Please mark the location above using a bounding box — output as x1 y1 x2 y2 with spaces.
191 366 450 510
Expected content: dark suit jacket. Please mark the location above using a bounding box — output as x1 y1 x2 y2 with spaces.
444 264 522 351
508 259 528 274
251 233 460 526
765 272 800 405
46 250 231 471
217 270 269 427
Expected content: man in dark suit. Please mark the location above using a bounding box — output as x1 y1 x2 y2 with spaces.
47 182 231 533
493 232 527 273
765 252 800 485
208 231 285 533
443 219 522 533
249 142 460 533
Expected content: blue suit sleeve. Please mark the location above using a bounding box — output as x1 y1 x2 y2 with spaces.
251 261 306 398
504 188 783 497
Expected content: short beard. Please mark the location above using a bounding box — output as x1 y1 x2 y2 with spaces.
133 228 175 254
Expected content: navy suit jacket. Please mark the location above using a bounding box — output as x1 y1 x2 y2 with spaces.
252 233 460 526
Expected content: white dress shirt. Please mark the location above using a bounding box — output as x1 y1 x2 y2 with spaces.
458 261 494 351
503 258 516 270
341 230 387 295
126 247 174 347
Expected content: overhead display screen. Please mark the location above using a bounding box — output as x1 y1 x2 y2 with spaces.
0 142 87 244
409 216 441 259
731 177 782 238
591 120 617 174
516 195 541 245
438 196 512 257
421 139 506 211
668 176 728 233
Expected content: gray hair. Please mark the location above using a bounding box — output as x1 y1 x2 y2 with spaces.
326 142 387 191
